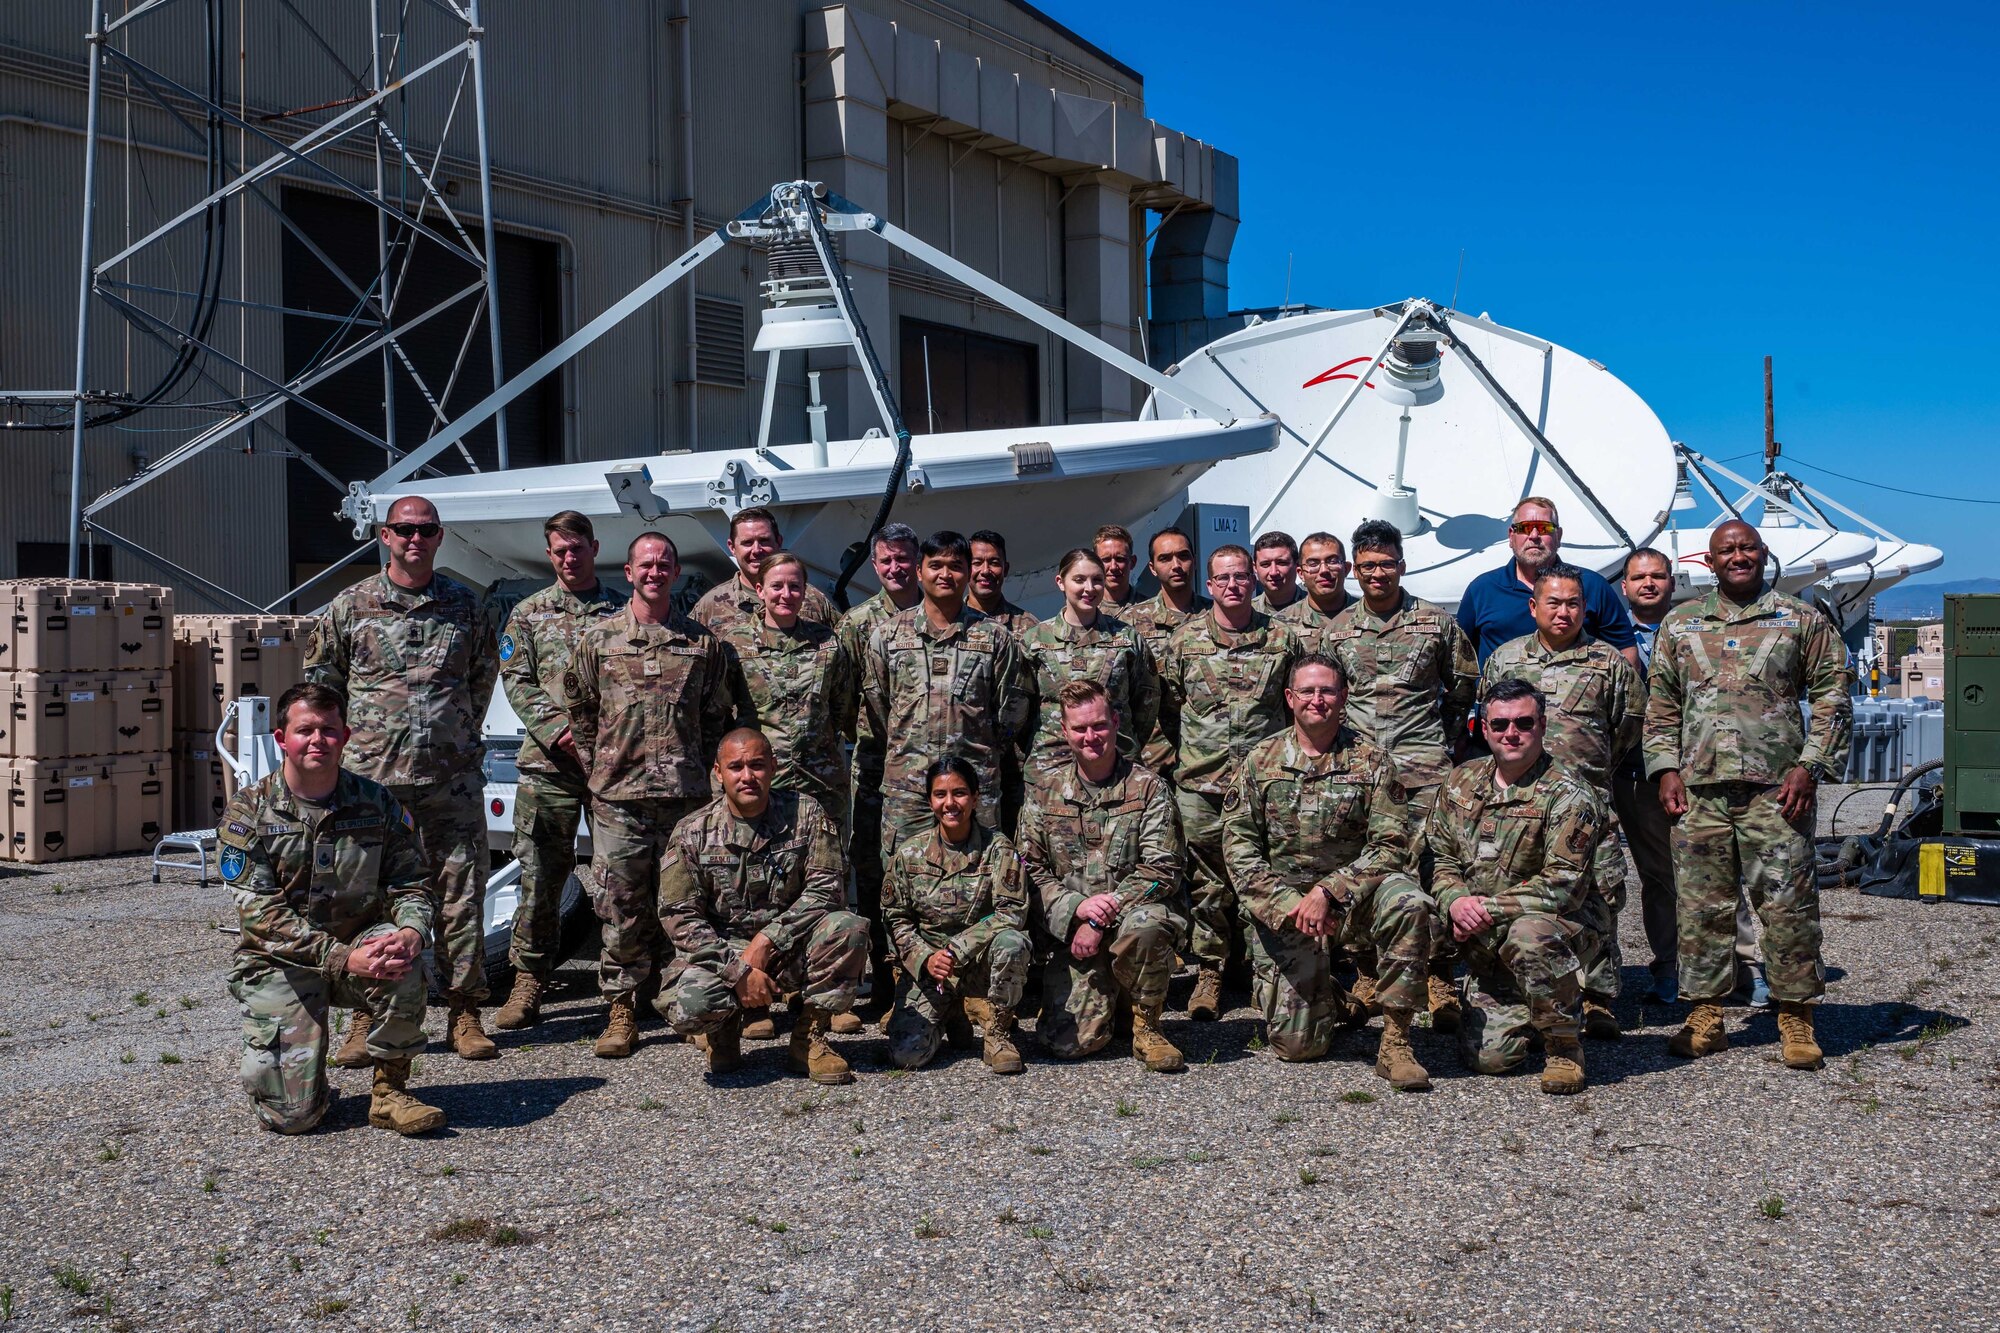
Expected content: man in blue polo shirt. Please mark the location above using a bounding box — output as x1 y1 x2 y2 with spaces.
1456 497 1639 669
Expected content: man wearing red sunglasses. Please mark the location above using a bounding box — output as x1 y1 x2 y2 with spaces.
1455 498 1639 672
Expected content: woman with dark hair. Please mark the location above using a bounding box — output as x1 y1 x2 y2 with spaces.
1018 548 1159 783
879 757 1030 1073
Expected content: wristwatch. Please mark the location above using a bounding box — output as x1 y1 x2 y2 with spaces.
1801 761 1833 784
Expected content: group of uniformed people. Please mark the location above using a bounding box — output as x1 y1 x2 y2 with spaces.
221 490 1851 1136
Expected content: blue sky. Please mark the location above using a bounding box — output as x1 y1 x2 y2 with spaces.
1070 1 1999 578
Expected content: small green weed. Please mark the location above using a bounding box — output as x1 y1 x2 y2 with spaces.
308 1298 349 1317
159 1052 182 1065
51 1265 90 1296
1271 1110 1299 1125
96 1140 123 1163
1026 1225 1053 1240
1025 1145 1054 1156
118 1051 135 1065
131 993 149 1007
1340 1090 1376 1106
1114 1098 1138 1118
201 1173 217 1194
491 1225 528 1247
1759 1194 1786 1221
914 1215 947 1240
1298 1167 1321 1186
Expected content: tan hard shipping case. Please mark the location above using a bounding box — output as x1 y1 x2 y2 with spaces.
0 670 172 758
0 580 173 673
173 615 312 732
3 752 171 863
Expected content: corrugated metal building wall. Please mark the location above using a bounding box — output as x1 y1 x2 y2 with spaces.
0 1 1236 608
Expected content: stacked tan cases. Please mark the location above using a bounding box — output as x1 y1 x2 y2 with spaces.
172 615 311 830
1 581 174 863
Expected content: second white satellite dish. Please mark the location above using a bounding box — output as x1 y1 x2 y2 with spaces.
1144 301 1677 605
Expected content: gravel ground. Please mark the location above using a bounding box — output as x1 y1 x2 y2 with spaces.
1 783 1996 1331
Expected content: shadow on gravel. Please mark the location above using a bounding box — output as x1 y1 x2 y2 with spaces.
1162 1016 1266 1066
0 863 46 880
424 1075 607 1129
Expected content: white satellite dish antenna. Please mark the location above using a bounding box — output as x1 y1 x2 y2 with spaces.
1143 301 1677 605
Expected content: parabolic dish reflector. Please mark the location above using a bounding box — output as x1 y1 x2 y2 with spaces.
1144 305 1677 605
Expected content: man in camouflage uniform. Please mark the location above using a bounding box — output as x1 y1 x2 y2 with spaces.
688 505 840 639
1325 519 1478 1029
1093 524 1139 612
967 529 1039 635
1480 561 1644 1039
1429 678 1605 1094
1160 543 1302 1020
1121 527 1210 774
1223 655 1433 1087
565 531 735 1058
307 494 501 1062
1647 519 1852 1070
839 522 923 1010
1252 531 1302 613
659 729 866 1084
223 684 444 1136
1017 681 1186 1071
493 511 624 1030
1274 531 1351 654
881 760 1030 1074
859 529 1031 858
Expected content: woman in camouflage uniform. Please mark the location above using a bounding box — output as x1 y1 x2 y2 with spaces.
737 551 859 839
881 758 1030 1074
1019 548 1159 786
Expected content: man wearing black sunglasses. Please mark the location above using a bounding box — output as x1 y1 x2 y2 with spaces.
308 495 503 1063
1455 497 1638 671
1427 677 1605 1095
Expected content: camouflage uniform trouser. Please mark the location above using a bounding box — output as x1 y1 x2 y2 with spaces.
229 923 426 1134
1175 788 1241 973
1244 873 1430 1062
665 911 870 1035
1038 903 1185 1060
1673 781 1823 1005
1339 872 1435 1014
390 769 488 1004
1352 786 1453 986
589 795 699 998
1612 766 1682 980
886 925 1031 1069
1578 832 1629 1002
510 767 588 979
849 769 888 980
1456 911 1585 1074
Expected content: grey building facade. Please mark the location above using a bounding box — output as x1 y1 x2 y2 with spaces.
0 2 1236 607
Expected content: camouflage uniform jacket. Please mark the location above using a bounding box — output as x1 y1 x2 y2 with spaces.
882 823 1028 976
1159 609 1302 795
1117 590 1211 665
1016 757 1183 936
221 770 434 977
1019 613 1159 765
1274 594 1352 657
1255 587 1303 615
499 581 624 774
1221 726 1411 930
972 599 1040 637
860 604 1030 807
690 573 840 642
1426 754 1605 924
1479 632 1643 792
305 572 499 785
563 604 734 801
1643 587 1853 785
838 591 918 782
657 789 845 983
1323 591 1477 789
736 616 858 800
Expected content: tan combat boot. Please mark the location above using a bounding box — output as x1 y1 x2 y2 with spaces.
982 1006 1025 1075
1131 1002 1186 1073
1776 1001 1824 1070
789 1006 853 1085
1374 1009 1432 1092
369 1058 446 1135
594 993 639 1059
492 973 545 1031
1582 999 1622 1041
1540 1034 1587 1095
828 1009 865 1034
1350 973 1384 1019
1187 968 1224 1022
699 1014 744 1075
331 1007 374 1068
448 1002 499 1060
1425 973 1460 1033
740 1006 777 1041
1668 1001 1729 1059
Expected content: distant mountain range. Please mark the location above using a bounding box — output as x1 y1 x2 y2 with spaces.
1873 578 2000 621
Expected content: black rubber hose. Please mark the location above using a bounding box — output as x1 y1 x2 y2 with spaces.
809 201 913 610
1874 759 1943 838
